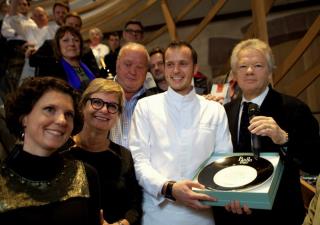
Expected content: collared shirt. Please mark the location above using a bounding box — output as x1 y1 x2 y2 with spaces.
109 85 146 148
129 87 232 225
1 14 36 40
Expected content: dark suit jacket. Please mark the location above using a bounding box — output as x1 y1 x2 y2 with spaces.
214 88 320 225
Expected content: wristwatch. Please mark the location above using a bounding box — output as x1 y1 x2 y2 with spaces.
165 181 176 201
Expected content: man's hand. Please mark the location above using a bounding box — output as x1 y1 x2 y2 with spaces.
203 94 224 104
224 200 252 215
172 180 216 209
249 116 288 145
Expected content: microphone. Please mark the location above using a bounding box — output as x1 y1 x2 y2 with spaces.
248 103 260 159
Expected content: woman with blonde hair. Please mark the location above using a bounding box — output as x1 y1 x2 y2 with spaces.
64 78 142 225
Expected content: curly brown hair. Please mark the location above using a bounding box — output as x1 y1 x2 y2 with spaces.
4 77 83 139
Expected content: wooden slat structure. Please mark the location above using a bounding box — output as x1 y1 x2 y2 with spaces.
273 15 320 87
101 0 157 34
160 0 178 41
251 0 269 43
143 0 202 44
186 0 226 43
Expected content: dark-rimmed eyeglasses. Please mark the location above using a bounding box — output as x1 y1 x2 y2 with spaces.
87 98 121 114
125 29 143 35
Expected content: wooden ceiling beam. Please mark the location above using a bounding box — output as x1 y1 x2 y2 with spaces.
102 0 157 34
286 58 320 97
244 0 274 39
143 0 201 45
187 0 226 43
273 15 320 85
161 0 178 41
75 0 108 14
250 0 269 42
81 0 139 34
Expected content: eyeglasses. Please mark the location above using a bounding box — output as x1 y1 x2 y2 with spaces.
125 29 143 35
87 98 121 114
237 64 266 72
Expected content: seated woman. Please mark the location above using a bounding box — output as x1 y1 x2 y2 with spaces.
0 77 101 225
49 26 95 92
63 78 143 225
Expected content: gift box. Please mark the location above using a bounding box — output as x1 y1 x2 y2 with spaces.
193 152 283 210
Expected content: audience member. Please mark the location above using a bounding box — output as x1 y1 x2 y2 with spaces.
29 12 99 78
19 6 53 84
123 20 157 91
122 20 144 44
215 38 320 225
149 47 168 92
88 27 110 71
0 0 34 97
109 42 158 148
0 0 10 95
65 13 100 76
64 78 143 225
0 0 9 21
0 76 101 225
0 0 9 32
64 11 82 31
129 40 233 225
303 175 320 225
103 31 120 77
47 1 69 34
47 26 95 92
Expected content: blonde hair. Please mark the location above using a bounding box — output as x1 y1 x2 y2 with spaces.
89 27 103 39
80 78 125 113
230 38 275 73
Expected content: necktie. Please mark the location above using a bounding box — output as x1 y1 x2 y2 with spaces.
238 102 251 152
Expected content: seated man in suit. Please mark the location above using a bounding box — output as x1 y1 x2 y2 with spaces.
215 38 320 225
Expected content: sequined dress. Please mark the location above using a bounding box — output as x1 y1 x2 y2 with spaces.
0 145 101 225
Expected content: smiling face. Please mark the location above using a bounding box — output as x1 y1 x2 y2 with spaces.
164 46 198 96
116 45 148 99
59 31 81 62
22 90 75 156
234 48 272 100
82 92 120 132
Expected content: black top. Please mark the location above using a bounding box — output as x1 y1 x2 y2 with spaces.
0 145 101 225
65 141 143 225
